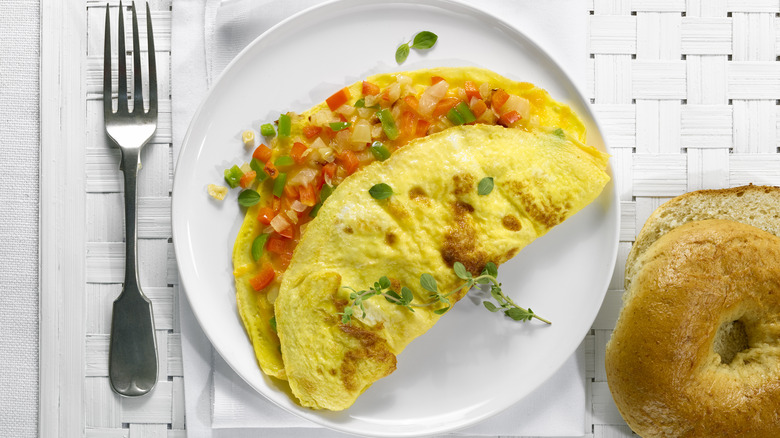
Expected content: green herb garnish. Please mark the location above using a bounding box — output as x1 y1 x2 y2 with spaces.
238 189 261 207
395 31 439 64
339 261 550 325
369 183 393 200
478 177 494 195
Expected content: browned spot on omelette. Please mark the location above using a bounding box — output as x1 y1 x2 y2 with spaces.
506 180 571 228
452 173 476 196
385 232 397 246
409 186 428 200
338 324 396 391
502 214 522 231
441 201 488 276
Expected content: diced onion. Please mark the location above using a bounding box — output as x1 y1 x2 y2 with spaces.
270 215 290 233
285 209 299 224
263 225 274 234
501 95 531 120
479 82 491 100
364 94 379 108
289 168 318 186
335 104 356 118
350 119 372 144
291 200 307 212
418 80 449 117
319 147 335 163
310 109 339 127
386 82 401 104
371 123 383 139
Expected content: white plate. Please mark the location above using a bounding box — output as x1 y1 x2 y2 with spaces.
172 0 619 436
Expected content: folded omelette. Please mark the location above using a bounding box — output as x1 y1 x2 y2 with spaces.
275 124 609 410
232 67 591 381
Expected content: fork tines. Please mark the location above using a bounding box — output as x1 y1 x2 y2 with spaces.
103 1 157 118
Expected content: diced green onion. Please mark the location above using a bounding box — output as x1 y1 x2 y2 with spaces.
370 141 391 161
309 203 322 218
278 114 291 137
273 172 287 197
329 121 351 132
447 107 465 125
261 123 276 137
354 98 366 108
455 102 476 124
250 158 269 182
377 109 399 140
320 184 333 203
224 165 244 188
269 316 277 332
251 233 270 261
274 155 295 167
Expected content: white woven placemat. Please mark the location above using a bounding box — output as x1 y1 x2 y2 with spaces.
0 1 40 437
69 0 780 437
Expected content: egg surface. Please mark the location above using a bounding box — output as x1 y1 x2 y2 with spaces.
274 124 610 410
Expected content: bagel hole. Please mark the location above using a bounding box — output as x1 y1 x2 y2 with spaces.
713 319 750 365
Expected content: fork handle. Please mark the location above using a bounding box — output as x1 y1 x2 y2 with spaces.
109 147 158 397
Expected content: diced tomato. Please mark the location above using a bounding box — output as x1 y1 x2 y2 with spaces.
263 161 278 179
291 142 308 164
470 98 488 118
278 224 295 239
399 111 418 139
322 162 337 184
302 125 322 139
272 196 282 213
403 95 420 115
498 110 522 127
362 81 380 96
283 183 299 200
431 76 445 85
252 144 272 163
326 87 351 111
338 150 360 175
249 264 275 291
464 81 481 101
257 207 275 225
415 119 430 137
432 97 461 118
491 89 510 111
298 184 317 206
239 170 256 189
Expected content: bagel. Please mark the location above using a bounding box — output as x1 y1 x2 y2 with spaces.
625 184 780 292
606 188 780 437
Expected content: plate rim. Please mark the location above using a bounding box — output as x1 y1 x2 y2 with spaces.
172 0 620 436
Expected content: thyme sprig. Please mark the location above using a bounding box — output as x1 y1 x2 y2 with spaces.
339 262 550 325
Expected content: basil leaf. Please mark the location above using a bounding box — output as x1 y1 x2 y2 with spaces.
238 189 261 207
420 273 438 293
478 177 494 195
411 31 438 49
395 43 410 64
369 183 393 200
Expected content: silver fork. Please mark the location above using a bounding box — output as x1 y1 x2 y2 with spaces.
103 0 158 397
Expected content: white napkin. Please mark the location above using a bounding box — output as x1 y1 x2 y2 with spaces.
172 1 589 436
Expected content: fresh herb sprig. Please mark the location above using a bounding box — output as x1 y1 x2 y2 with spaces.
395 31 438 64
339 262 550 325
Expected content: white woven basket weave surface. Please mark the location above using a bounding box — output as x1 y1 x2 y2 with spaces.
80 0 780 437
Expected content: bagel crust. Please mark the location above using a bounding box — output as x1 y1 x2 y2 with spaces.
606 219 780 438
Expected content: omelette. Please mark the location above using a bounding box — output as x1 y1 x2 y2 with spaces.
230 68 606 403
274 125 609 410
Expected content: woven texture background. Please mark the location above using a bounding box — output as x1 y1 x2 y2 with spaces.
0 0 39 437
79 0 780 437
